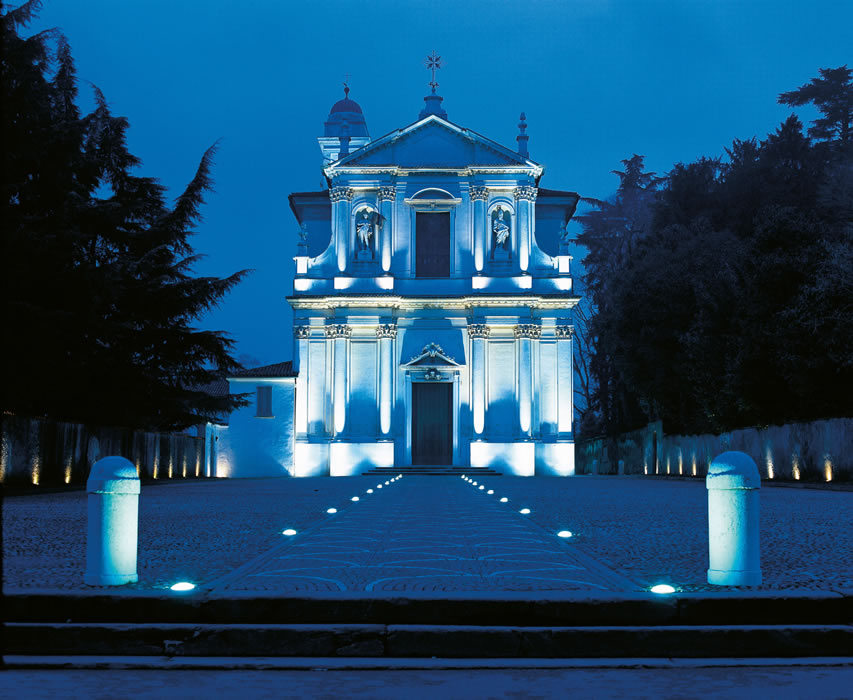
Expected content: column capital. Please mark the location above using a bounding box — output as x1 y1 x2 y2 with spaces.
378 186 397 202
513 185 538 201
376 323 398 339
470 186 489 201
514 323 542 339
325 324 352 339
329 186 354 202
467 323 491 338
555 325 575 339
294 325 311 339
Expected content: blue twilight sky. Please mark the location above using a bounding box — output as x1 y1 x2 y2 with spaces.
29 0 852 367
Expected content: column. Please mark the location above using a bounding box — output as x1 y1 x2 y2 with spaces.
330 186 353 273
325 324 351 435
468 324 490 436
376 323 397 436
556 326 574 435
294 326 310 436
378 186 395 273
515 324 541 437
470 186 488 273
513 186 537 273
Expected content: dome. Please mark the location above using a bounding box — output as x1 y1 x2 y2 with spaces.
330 98 363 115
324 87 369 138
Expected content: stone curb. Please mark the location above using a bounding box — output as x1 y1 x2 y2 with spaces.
5 655 853 670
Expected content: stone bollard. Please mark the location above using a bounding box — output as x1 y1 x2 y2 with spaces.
85 456 140 585
706 451 761 586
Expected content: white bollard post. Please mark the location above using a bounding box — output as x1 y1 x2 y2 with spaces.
85 456 140 585
706 451 761 586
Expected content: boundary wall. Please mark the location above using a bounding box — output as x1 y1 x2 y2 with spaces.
0 414 219 488
576 418 851 483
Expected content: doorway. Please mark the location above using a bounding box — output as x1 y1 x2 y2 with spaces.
411 382 453 465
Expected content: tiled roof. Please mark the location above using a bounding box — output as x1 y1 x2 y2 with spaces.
229 361 297 379
193 378 230 398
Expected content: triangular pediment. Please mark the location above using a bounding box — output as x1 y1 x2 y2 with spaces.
403 342 460 367
333 116 536 170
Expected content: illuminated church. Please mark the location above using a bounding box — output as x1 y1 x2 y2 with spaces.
218 66 581 477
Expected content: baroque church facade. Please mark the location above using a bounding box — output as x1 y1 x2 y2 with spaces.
218 81 581 477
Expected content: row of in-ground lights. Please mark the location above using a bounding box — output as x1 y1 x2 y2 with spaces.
168 475 405 592
460 474 677 596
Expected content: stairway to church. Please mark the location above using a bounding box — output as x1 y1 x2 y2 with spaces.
362 465 502 476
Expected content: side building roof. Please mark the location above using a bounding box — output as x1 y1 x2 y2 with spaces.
228 361 297 379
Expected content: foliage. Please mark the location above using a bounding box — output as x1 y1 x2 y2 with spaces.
1 1 249 430
577 69 853 436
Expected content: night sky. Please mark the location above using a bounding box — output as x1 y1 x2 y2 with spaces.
30 0 852 367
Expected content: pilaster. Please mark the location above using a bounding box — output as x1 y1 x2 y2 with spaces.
330 186 354 273
376 323 397 436
378 187 395 273
325 324 352 435
471 186 489 273
468 323 490 436
556 325 574 436
513 186 537 273
514 323 541 437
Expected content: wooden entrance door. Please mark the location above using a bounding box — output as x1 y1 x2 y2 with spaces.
412 382 453 465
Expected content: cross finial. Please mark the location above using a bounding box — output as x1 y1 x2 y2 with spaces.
343 73 350 98
425 51 441 94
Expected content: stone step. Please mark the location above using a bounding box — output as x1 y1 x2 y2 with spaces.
7 621 851 659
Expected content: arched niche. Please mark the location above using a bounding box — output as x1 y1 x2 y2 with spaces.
488 200 515 261
351 203 380 261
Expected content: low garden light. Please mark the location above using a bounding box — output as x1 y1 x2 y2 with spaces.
519 508 531 514
650 584 676 594
557 530 572 538
282 529 297 536
170 582 195 592
326 508 337 514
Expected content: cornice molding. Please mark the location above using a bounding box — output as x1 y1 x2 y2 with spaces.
288 295 580 311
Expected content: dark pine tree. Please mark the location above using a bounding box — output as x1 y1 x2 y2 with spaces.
2 1 249 430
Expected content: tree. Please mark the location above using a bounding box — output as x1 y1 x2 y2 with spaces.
2 1 249 430
779 65 852 148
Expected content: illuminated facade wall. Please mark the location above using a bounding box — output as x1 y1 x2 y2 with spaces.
280 93 582 476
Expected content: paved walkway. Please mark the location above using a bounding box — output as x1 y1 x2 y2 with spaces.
209 476 635 593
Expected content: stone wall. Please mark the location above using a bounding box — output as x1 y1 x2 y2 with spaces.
0 414 212 488
577 418 852 483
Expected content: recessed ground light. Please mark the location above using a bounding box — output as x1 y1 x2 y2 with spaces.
377 484 383 489
472 481 478 486
351 496 360 502
650 584 676 594
366 489 374 494
478 485 484 490
557 530 572 538
326 508 337 514
500 497 508 503
282 529 297 536
519 508 531 514
487 490 494 495
170 582 195 592
385 481 389 485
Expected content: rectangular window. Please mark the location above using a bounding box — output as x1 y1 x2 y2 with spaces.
415 212 450 277
256 385 273 417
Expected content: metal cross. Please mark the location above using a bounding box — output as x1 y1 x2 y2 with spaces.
425 51 441 93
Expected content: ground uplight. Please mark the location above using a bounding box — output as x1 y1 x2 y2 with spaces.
487 490 494 495
650 584 676 594
557 530 572 538
170 582 195 592
351 496 360 502
500 497 508 503
479 485 485 490
366 489 374 493
282 528 297 536
519 508 531 514
326 508 337 514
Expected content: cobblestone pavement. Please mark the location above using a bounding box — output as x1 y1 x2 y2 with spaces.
3 475 851 593
209 476 635 592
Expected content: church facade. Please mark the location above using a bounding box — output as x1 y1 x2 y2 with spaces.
219 84 581 477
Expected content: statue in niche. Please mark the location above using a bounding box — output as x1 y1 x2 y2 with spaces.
355 209 375 260
491 206 512 260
